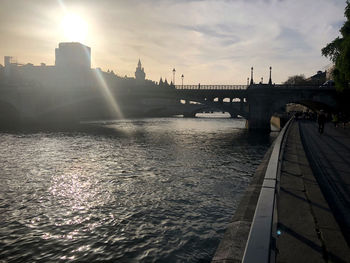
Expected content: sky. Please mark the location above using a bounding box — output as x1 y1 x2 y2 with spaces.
0 0 347 84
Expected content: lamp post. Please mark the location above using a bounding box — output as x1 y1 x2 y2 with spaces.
181 74 184 88
250 67 254 85
172 68 176 85
268 66 272 85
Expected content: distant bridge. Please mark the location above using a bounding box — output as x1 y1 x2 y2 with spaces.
171 84 340 130
0 81 343 131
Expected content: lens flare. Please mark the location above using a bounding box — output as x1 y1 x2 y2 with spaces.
94 69 124 120
61 13 88 43
57 1 122 120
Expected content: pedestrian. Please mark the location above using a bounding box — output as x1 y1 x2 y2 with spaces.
317 110 326 134
339 112 347 128
332 113 338 127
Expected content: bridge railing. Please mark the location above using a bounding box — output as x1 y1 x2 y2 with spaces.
175 85 248 90
175 84 330 90
272 84 324 89
242 117 294 263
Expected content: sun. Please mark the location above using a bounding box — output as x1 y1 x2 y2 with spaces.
61 13 88 43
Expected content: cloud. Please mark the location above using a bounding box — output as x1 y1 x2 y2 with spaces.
275 27 312 52
0 0 347 83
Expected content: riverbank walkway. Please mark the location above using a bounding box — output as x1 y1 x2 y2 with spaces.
277 120 350 262
212 120 350 262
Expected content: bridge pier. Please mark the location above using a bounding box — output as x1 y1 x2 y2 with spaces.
240 98 244 112
246 116 271 131
246 101 272 131
229 113 238 118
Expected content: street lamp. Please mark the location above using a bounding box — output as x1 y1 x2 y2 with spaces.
250 67 254 85
172 68 176 85
181 74 184 88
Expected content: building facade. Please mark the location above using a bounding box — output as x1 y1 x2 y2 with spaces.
55 42 91 70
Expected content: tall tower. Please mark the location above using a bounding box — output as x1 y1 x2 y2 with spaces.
135 59 146 81
55 42 91 70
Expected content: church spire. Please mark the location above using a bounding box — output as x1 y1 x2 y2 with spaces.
135 59 146 81
138 59 142 68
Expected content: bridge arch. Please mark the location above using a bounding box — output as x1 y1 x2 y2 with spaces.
246 87 339 130
181 102 248 119
286 100 334 113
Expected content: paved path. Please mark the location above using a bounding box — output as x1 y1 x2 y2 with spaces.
299 120 350 244
277 121 350 263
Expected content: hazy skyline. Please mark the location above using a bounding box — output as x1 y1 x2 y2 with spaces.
0 0 347 84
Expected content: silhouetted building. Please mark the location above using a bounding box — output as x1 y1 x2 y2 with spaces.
4 56 12 67
55 42 91 70
1 43 159 91
135 59 146 81
307 70 326 84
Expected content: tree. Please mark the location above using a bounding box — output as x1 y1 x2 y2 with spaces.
322 1 350 91
283 74 308 85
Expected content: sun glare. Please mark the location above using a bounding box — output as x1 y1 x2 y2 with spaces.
61 13 88 43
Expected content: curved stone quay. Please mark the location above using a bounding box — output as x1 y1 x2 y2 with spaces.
212 120 350 263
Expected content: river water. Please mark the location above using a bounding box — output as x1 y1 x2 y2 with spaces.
0 117 276 262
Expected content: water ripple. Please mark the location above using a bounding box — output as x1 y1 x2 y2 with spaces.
0 118 275 262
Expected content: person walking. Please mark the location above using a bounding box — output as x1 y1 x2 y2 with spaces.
332 113 338 127
317 110 326 134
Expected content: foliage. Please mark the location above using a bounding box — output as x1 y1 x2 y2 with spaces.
283 74 308 85
322 1 350 91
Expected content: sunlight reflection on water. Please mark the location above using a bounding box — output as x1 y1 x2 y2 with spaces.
0 118 276 262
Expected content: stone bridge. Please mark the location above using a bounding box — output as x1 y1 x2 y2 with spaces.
172 84 340 130
0 82 342 130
